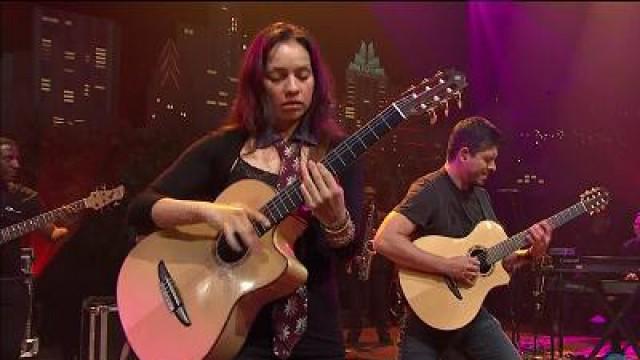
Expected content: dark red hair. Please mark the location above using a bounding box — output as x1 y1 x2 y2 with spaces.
225 22 342 144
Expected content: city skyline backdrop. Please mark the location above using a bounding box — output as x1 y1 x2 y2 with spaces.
2 3 639 357
2 2 638 254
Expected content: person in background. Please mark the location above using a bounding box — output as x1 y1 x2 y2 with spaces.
344 186 393 348
1 136 68 360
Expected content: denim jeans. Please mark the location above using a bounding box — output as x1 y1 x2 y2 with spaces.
398 307 520 360
234 335 345 360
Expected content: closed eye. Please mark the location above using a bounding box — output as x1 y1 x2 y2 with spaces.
265 66 312 82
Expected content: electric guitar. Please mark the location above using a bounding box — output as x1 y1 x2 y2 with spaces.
0 185 125 246
398 187 609 330
116 69 467 360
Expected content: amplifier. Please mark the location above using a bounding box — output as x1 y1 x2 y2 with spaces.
80 296 137 360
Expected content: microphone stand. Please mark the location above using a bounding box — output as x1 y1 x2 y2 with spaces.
496 188 523 350
531 256 549 358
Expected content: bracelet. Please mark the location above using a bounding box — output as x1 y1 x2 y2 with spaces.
324 218 355 248
321 210 351 234
517 248 534 261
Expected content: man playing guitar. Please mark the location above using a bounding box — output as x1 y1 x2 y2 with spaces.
373 117 553 360
1 136 68 360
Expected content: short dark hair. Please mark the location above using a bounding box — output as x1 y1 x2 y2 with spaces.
446 116 502 161
0 137 18 149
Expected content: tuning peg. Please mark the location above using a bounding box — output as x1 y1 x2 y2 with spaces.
441 100 450 117
400 84 416 98
428 109 438 125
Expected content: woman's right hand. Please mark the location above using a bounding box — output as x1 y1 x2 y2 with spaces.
198 202 271 252
443 255 480 286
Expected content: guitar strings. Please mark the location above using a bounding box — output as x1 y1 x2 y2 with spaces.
257 103 401 233
257 80 458 234
484 202 587 264
1 199 85 245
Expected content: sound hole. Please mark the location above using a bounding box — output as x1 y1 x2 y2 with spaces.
216 234 248 263
469 248 491 274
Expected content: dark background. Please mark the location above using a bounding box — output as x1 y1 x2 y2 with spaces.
2 2 638 358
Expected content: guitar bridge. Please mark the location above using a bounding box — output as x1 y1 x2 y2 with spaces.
158 260 191 326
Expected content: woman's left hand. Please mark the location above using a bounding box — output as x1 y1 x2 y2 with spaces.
300 160 347 227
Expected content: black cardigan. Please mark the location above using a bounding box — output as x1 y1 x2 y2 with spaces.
127 127 364 357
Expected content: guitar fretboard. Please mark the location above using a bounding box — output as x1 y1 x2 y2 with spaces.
253 102 408 236
485 201 588 264
0 199 85 245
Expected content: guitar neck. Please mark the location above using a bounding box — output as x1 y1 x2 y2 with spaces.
486 200 588 264
253 104 407 236
0 199 86 245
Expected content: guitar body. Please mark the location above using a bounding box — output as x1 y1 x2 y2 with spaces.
23 232 63 277
116 179 308 360
399 220 511 330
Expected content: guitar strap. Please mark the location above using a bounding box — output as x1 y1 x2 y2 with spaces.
226 131 249 179
474 187 497 222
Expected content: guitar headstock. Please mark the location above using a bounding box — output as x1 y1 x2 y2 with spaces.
580 186 610 215
84 185 126 210
395 69 468 125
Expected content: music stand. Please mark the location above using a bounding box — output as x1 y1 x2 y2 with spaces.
546 247 578 359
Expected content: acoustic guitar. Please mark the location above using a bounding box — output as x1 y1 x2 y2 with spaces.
398 187 609 330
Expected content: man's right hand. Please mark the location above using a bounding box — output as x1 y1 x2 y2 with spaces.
444 255 480 286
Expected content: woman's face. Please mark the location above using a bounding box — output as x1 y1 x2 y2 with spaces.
263 39 315 132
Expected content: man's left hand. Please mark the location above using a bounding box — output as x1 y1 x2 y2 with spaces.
526 220 553 258
51 226 69 242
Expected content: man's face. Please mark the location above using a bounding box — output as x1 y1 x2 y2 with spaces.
634 213 640 237
364 190 376 203
0 144 20 184
461 146 498 186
